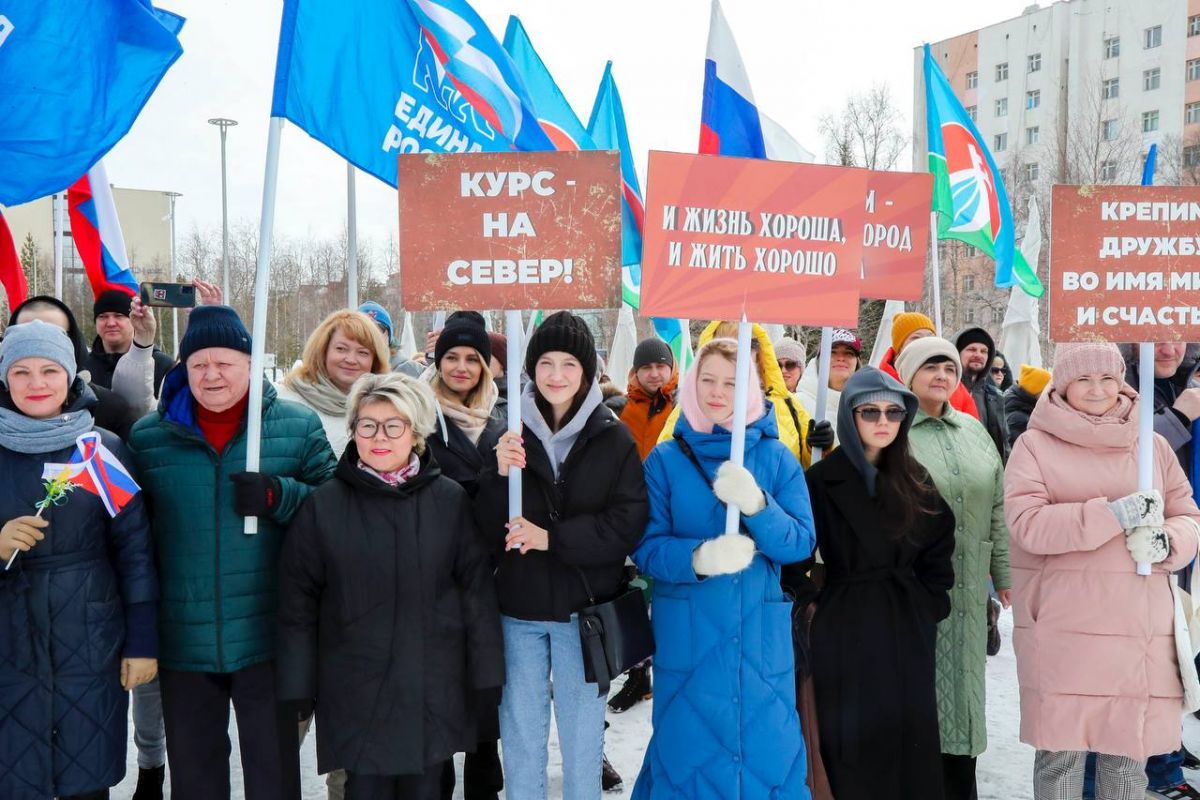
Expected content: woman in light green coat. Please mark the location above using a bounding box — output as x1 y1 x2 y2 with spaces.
895 336 1011 800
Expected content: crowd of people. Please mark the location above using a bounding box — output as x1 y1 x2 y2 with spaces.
3 290 1200 800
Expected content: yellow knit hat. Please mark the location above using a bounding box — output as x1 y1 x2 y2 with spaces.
1017 364 1052 397
891 312 937 354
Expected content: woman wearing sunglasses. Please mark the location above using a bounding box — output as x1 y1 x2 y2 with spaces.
276 373 504 799
894 338 1011 800
795 367 956 799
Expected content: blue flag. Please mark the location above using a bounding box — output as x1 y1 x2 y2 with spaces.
502 16 593 150
272 0 553 186
0 1 185 206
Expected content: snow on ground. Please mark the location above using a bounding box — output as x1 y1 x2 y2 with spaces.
110 611 1200 799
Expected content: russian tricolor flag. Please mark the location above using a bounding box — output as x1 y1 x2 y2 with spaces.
42 432 141 519
67 160 138 300
699 0 813 162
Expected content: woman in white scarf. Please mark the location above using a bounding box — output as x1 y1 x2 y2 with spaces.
276 310 391 457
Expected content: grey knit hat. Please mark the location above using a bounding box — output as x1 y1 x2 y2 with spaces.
0 319 78 387
773 337 806 365
853 389 907 410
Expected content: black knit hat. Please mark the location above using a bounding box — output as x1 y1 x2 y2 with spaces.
93 289 133 319
525 311 597 384
633 337 673 370
446 310 487 329
435 316 492 365
178 305 252 363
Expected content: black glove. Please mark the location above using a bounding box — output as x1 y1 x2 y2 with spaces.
279 698 314 723
230 472 282 517
807 419 835 450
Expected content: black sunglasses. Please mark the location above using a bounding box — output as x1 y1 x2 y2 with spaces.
854 406 907 423
778 360 800 370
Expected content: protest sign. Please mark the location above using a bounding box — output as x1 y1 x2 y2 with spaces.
398 150 622 310
860 171 933 301
640 151 868 326
1050 184 1200 342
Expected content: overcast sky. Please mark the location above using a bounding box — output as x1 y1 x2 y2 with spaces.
105 0 1037 250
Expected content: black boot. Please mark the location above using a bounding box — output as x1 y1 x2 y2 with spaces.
607 664 652 713
986 598 1001 657
131 765 165 800
602 754 623 793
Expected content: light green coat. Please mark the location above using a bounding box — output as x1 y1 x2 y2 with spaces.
908 403 1010 757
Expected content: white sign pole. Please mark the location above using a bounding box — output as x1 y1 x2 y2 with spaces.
929 211 943 334
1135 343 1154 576
243 117 285 535
505 310 523 521
811 326 834 463
346 163 358 308
724 317 754 535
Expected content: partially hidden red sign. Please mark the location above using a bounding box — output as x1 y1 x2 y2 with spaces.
860 171 933 301
398 150 621 311
640 151 867 326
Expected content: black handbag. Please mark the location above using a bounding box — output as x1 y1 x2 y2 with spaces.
575 567 656 698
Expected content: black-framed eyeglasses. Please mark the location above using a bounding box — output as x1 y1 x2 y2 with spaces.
353 418 410 439
854 406 907 423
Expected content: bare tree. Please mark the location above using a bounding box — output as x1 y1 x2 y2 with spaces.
1156 131 1200 186
819 84 909 171
1055 70 1142 186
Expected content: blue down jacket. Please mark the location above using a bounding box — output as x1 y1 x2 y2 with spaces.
0 423 156 798
631 406 815 799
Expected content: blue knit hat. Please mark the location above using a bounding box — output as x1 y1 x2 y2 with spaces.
358 301 394 342
179 305 251 363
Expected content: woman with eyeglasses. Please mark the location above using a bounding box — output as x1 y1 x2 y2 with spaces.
277 373 504 800
894 338 1011 800
792 367 955 800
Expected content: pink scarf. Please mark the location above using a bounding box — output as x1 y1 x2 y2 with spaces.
679 338 765 434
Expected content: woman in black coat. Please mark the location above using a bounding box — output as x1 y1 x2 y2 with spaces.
791 367 955 800
277 373 504 800
0 320 158 800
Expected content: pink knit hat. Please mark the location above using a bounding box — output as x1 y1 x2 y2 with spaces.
1051 342 1126 391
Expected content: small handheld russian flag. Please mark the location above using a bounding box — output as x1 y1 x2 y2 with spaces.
42 432 141 518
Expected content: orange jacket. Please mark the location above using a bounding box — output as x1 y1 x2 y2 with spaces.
879 346 980 420
620 370 678 460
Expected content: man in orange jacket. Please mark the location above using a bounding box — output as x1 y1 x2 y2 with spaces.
619 338 679 461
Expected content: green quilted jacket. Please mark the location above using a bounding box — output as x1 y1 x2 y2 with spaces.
908 404 1010 757
127 367 336 673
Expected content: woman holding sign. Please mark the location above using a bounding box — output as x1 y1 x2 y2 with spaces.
631 337 816 800
477 311 648 800
0 321 158 800
1005 342 1200 800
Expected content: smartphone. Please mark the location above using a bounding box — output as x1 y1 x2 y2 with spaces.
140 282 196 308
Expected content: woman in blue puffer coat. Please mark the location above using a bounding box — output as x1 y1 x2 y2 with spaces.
631 337 816 800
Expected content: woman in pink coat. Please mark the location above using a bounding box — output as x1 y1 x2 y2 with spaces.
1005 342 1200 799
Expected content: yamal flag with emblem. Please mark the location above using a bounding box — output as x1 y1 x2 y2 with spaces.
923 44 1042 297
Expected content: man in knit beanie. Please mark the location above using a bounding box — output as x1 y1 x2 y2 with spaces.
773 337 806 393
126 305 335 799
953 325 1008 462
1004 365 1051 446
85 289 177 393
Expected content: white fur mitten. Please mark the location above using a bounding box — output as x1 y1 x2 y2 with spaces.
1108 489 1165 529
692 534 756 577
1126 525 1170 564
713 462 766 515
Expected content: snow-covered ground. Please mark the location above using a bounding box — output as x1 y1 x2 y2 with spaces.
110 611 1200 798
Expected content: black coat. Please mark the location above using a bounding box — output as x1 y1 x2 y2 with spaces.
474 403 649 622
85 337 175 394
792 449 955 800
0 396 157 798
276 444 504 776
1003 385 1038 446
426 410 505 499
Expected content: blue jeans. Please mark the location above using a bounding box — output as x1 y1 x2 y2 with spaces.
1084 750 1183 796
499 615 606 800
132 678 166 769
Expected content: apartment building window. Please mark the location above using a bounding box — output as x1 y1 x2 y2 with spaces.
996 97 1008 116
1144 68 1161 91
1190 15 1200 36
967 105 978 122
966 71 978 89
1026 89 1041 109
994 132 1008 151
1188 102 1200 124
1145 25 1162 49
1028 53 1042 73
1190 59 1200 81
1100 161 1118 181
1024 163 1040 182
1103 119 1119 140
1185 145 1200 167
964 274 976 291
1143 110 1160 132
1026 126 1040 145
1104 36 1120 58
1103 78 1120 99
996 62 1009 81
992 307 1005 324
966 306 976 323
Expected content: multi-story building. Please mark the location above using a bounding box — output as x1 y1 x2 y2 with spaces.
913 0 1200 340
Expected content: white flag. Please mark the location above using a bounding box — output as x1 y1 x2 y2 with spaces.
869 300 907 368
999 199 1043 369
607 304 639 384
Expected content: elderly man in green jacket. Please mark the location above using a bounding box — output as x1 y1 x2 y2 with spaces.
895 336 1012 800
128 306 336 800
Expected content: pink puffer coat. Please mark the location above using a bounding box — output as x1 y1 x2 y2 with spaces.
1004 387 1200 760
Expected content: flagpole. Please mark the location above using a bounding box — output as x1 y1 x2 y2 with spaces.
505 310 523 529
54 192 64 300
929 211 943 334
244 116 285 536
811 326 834 462
725 316 753 535
346 162 358 308
1134 144 1159 577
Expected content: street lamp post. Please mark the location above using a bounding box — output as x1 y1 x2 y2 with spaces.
165 191 183 355
207 117 238 301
